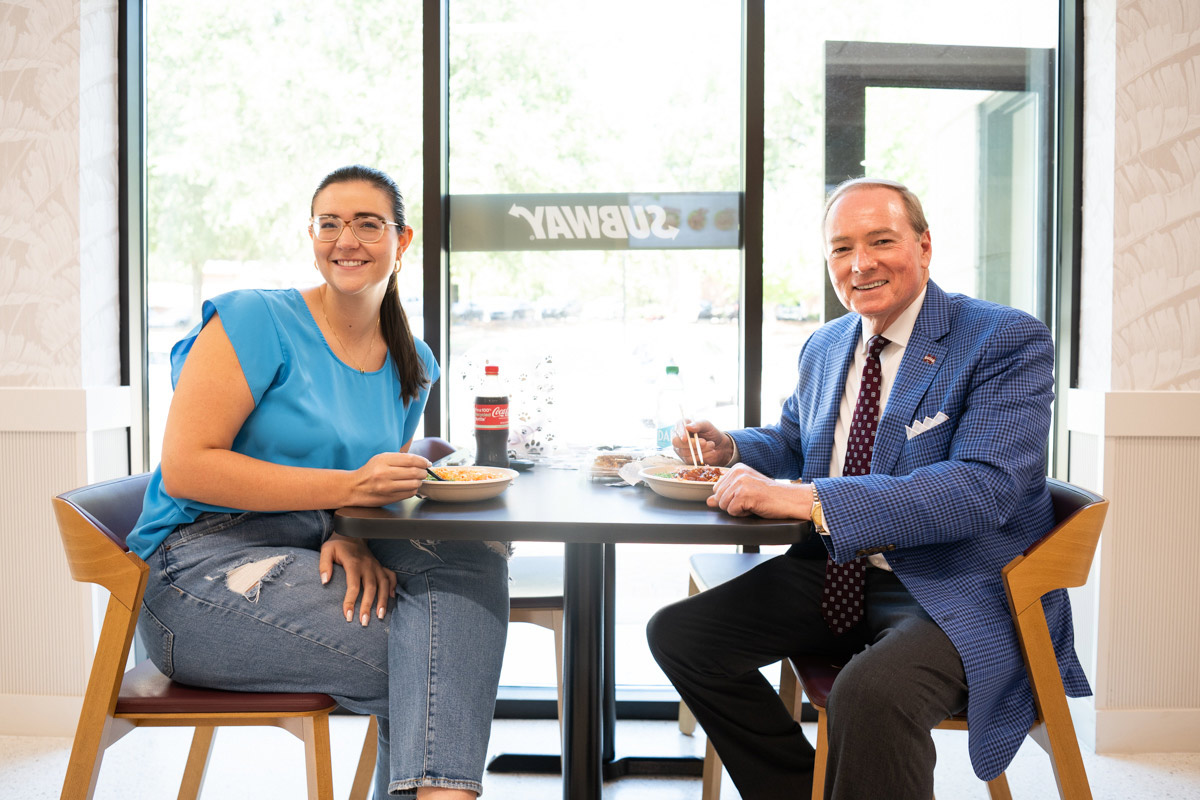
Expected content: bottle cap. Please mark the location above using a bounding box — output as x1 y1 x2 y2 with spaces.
485 365 500 376
665 365 679 375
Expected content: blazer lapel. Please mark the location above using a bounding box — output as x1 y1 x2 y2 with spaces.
873 283 950 476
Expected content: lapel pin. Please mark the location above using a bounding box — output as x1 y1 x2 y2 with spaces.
923 354 936 365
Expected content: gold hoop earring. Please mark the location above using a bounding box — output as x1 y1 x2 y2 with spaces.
393 260 401 275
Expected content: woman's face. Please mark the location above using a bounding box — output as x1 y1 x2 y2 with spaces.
309 180 413 300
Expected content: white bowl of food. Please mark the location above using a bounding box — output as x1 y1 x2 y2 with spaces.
419 466 519 502
638 465 729 502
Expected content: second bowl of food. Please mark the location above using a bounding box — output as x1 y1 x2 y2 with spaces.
638 465 729 502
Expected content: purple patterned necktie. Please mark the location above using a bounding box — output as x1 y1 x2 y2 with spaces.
822 334 890 634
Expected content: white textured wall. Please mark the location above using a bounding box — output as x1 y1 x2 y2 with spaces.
1111 0 1200 391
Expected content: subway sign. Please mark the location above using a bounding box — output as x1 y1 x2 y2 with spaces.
450 192 741 251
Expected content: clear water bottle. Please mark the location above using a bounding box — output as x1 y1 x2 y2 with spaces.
474 365 510 468
655 365 685 450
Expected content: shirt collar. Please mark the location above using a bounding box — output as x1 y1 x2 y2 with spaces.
860 284 928 352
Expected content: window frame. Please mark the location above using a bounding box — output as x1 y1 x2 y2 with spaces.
119 0 1084 712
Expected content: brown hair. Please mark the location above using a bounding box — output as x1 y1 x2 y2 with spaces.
311 165 429 404
822 177 929 237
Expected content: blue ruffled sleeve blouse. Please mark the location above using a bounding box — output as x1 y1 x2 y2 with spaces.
127 288 439 559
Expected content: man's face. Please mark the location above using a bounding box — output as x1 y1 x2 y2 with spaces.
824 186 932 335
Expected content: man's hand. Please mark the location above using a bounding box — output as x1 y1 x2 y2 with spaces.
673 419 735 466
318 534 398 626
708 464 815 519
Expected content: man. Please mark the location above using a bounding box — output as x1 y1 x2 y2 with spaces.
647 178 1090 799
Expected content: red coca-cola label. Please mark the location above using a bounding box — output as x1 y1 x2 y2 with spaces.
475 402 509 429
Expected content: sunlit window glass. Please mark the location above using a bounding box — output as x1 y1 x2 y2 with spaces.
145 0 423 467
448 0 744 696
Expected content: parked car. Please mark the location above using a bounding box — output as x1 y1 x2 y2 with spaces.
451 301 484 322
774 302 814 322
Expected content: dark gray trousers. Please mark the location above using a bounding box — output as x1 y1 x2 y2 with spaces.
647 553 968 800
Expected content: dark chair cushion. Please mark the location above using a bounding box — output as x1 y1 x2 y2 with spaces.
115 660 337 716
788 654 846 709
409 437 456 463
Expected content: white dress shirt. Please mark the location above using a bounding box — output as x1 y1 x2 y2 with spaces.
827 285 928 570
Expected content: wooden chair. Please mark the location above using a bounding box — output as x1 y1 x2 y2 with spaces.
53 472 375 800
788 478 1107 800
691 479 1107 800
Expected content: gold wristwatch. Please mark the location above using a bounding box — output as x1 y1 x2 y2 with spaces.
810 485 828 535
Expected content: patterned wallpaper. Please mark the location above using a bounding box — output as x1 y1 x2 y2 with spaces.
0 0 119 388
1111 0 1200 391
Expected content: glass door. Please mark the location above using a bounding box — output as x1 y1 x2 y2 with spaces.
825 41 1054 323
759 5 1060 426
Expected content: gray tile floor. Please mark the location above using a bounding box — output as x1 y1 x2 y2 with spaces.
3 715 1198 799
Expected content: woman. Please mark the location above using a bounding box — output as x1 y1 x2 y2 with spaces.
128 165 509 799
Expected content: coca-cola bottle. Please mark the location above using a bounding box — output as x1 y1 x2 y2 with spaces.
474 365 510 468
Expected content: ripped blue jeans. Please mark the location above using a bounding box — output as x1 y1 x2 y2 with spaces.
137 510 509 798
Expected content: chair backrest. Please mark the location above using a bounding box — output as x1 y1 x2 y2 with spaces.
1046 478 1105 530
56 473 153 552
53 473 152 609
410 436 456 462
1003 478 1108 616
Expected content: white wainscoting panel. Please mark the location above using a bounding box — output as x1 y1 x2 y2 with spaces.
0 431 92 699
1103 436 1200 708
1068 389 1200 753
0 387 131 736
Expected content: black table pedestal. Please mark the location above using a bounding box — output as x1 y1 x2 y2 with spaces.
562 540 604 800
487 542 703 789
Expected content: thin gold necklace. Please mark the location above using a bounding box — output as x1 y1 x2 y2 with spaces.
320 288 378 374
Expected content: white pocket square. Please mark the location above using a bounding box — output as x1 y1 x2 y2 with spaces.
905 411 950 440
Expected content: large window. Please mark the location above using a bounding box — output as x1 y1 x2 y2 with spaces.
140 0 1065 705
443 1 746 696
760 2 1059 423
144 0 424 466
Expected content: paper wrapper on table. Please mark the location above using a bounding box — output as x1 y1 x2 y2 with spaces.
618 454 684 486
585 447 657 482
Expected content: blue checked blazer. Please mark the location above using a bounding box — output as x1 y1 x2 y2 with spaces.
730 281 1091 781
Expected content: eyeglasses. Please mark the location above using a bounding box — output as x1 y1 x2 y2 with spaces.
310 215 400 243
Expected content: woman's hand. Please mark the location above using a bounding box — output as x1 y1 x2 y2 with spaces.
672 419 735 466
345 451 430 507
319 533 398 626
708 464 814 519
